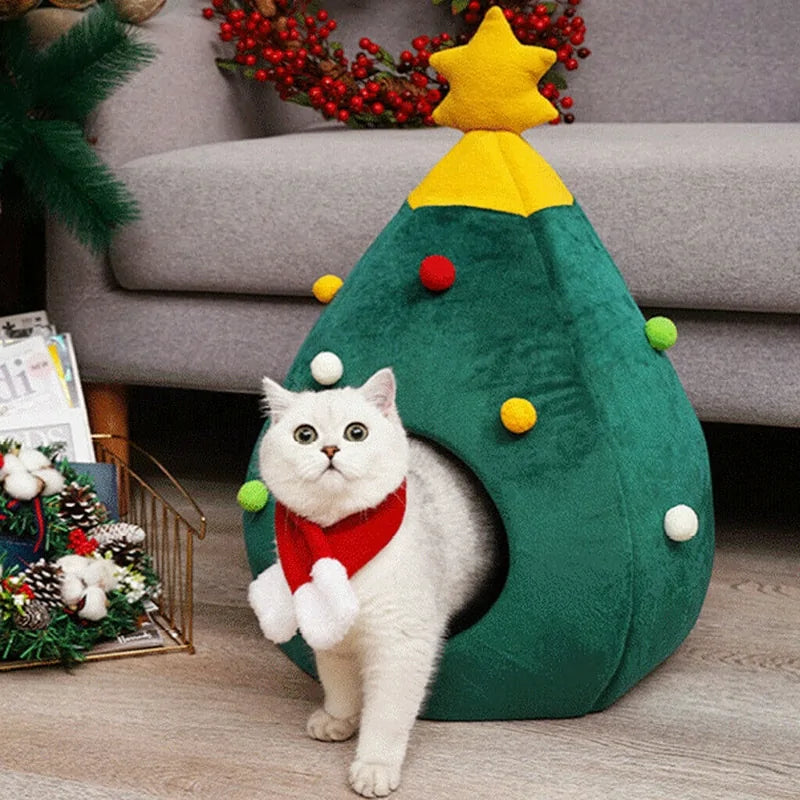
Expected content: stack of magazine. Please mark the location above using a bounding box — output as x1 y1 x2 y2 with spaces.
0 310 94 462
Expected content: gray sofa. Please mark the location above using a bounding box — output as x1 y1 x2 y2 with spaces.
46 0 800 431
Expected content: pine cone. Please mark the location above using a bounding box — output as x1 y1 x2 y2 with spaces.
21 559 63 608
14 599 51 631
98 540 144 568
59 481 108 530
89 522 146 547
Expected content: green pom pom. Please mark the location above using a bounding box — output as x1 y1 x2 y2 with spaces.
644 316 678 351
237 480 269 512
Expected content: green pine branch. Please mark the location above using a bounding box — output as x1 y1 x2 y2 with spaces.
29 3 156 124
13 120 140 253
0 4 156 253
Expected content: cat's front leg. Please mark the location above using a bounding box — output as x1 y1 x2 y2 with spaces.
349 632 441 797
307 648 361 743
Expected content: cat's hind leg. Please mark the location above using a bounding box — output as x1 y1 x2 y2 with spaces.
307 648 361 743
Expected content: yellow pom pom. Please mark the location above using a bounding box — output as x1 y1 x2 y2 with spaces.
312 274 344 304
500 397 538 434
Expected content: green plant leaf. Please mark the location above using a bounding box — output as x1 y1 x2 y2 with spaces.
27 3 156 124
15 119 139 253
451 0 470 13
541 66 567 90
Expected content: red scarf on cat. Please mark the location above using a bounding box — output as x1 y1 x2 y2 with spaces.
275 481 407 594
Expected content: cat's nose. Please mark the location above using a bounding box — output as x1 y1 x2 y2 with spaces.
321 445 340 460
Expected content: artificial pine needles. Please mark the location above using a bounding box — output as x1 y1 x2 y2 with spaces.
0 4 156 253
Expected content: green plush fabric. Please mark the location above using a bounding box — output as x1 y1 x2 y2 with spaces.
243 199 714 721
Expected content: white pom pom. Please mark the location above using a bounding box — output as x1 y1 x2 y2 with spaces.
248 563 298 644
664 505 699 542
310 352 344 386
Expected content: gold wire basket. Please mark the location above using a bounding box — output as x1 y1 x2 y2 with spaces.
0 434 206 670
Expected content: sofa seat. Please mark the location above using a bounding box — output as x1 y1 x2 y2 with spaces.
111 123 800 316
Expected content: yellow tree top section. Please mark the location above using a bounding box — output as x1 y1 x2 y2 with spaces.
408 7 573 217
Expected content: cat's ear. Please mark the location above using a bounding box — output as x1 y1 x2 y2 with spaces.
360 368 397 418
261 377 294 423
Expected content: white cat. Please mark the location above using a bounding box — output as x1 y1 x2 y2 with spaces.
249 368 504 797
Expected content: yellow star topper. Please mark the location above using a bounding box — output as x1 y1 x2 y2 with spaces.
407 7 573 217
430 6 560 134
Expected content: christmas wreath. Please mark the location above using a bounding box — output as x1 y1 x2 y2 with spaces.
0 441 160 665
203 0 589 128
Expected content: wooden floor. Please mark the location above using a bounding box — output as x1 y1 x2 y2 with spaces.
2 390 798 800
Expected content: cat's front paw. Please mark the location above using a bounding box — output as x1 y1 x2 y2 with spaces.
348 759 401 798
307 707 359 742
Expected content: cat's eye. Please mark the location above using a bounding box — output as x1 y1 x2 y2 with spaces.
344 422 369 442
293 425 318 444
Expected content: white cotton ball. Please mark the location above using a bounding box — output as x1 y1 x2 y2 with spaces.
0 453 22 478
664 505 699 542
57 554 90 575
60 573 85 607
17 447 52 472
82 557 118 592
310 352 344 386
78 586 108 621
3 470 42 501
34 467 65 496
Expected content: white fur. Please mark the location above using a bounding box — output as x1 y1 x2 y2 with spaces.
248 563 297 644
253 368 497 797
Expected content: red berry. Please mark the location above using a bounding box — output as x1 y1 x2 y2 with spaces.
400 50 413 63
316 9 328 21
560 96 573 109
254 69 268 82
420 255 456 292
412 35 429 51
371 102 385 115
202 7 214 19
565 58 579 70
359 37 371 49
338 109 350 122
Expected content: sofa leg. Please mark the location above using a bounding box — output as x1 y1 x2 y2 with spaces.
85 382 130 464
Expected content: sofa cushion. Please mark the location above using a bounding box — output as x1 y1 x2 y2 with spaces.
112 122 800 314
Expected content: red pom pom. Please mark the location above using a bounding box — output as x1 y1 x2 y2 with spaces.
419 255 456 292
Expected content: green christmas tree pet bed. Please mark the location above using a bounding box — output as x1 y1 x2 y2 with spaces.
242 7 714 722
